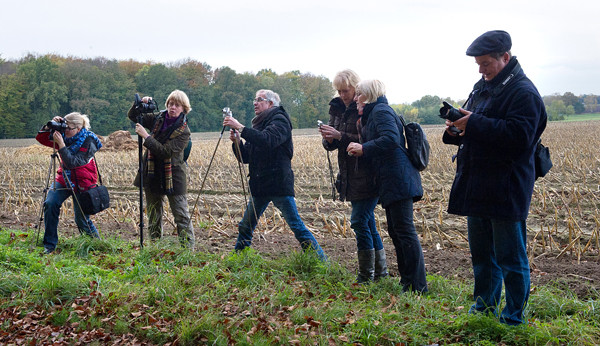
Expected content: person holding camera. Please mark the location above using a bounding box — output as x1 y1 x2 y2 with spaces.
36 112 103 254
442 31 547 325
128 89 195 249
347 80 427 293
222 89 326 261
319 69 386 283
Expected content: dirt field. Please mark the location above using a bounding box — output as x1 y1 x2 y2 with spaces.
1 123 599 299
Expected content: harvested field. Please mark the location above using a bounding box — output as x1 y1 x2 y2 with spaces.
1 122 599 298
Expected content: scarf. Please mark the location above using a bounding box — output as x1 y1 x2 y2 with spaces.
62 128 102 187
147 112 187 194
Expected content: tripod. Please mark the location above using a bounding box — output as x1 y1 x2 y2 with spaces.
35 145 99 250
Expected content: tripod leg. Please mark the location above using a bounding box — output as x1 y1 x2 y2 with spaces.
35 152 59 249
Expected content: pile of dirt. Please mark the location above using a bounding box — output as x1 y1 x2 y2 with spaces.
101 130 137 151
16 144 55 155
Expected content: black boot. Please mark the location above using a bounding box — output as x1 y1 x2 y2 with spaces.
356 249 375 283
374 248 389 281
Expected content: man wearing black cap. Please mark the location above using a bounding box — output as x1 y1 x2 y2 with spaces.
442 30 547 325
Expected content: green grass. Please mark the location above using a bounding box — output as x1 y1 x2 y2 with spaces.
1 228 599 345
560 113 600 122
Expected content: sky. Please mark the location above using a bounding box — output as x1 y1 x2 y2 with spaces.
2 0 599 104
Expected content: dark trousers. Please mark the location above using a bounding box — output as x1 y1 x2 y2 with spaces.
385 199 428 292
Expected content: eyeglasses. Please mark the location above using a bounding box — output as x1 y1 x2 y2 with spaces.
254 97 268 103
66 126 78 131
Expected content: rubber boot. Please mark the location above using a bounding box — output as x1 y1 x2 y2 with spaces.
356 249 375 283
374 248 389 281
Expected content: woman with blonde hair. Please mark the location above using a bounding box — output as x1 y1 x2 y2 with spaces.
347 80 427 292
36 112 103 254
319 69 387 283
128 89 195 248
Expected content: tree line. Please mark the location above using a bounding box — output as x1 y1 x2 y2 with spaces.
0 54 598 138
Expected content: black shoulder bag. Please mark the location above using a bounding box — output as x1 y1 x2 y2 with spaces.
534 138 552 179
77 158 110 215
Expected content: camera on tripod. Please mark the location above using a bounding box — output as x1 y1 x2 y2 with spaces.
133 93 158 114
46 120 68 133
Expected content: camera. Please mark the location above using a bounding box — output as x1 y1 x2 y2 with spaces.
439 101 464 122
439 101 463 134
46 120 67 133
133 93 157 114
317 120 323 128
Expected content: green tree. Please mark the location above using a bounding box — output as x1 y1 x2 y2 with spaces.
561 92 585 114
412 95 445 124
546 99 574 121
391 104 420 123
16 55 68 136
135 63 179 103
0 74 29 138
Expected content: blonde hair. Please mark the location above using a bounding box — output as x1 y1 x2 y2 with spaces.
64 112 91 130
166 89 192 114
356 79 386 104
256 89 281 107
333 69 360 91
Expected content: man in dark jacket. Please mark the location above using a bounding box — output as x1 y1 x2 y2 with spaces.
442 30 547 325
223 89 326 260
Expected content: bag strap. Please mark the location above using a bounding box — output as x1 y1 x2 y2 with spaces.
93 157 103 186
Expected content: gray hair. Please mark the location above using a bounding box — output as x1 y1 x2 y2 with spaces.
356 79 386 104
256 89 281 107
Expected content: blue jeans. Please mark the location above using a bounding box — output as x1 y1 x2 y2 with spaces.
43 181 99 251
235 195 326 260
385 199 428 292
351 197 383 251
467 216 530 325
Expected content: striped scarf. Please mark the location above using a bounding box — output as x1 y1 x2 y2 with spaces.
147 112 187 195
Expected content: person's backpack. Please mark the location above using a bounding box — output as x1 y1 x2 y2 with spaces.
396 114 430 171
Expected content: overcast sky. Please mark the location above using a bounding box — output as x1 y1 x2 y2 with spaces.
2 0 599 104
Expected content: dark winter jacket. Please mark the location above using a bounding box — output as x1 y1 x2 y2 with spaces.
128 108 191 195
233 106 295 197
322 97 378 201
36 131 99 192
360 96 423 208
442 57 547 221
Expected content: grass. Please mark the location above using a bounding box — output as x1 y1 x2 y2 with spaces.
560 113 600 122
1 229 599 345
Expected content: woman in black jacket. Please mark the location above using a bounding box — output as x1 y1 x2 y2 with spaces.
347 79 427 293
319 69 387 283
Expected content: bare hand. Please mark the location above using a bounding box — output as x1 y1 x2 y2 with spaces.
52 131 65 149
446 109 471 136
229 129 240 142
223 116 243 131
141 96 153 103
347 142 363 157
135 123 149 138
319 124 341 143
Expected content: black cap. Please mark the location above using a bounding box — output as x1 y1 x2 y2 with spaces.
466 30 512 56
